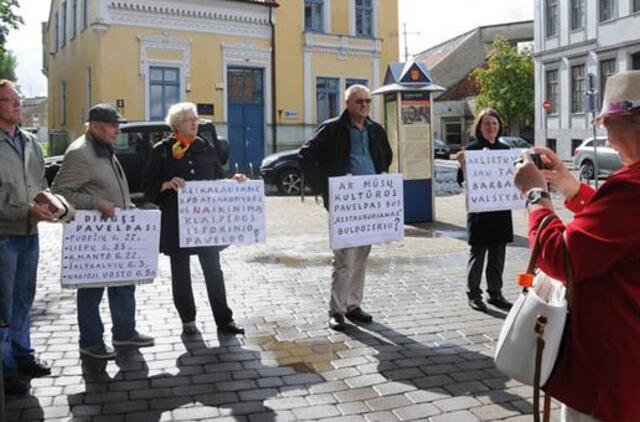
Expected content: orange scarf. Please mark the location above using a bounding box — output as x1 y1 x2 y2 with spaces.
172 133 196 160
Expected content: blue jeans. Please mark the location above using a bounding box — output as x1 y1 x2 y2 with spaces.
77 285 137 348
0 235 39 377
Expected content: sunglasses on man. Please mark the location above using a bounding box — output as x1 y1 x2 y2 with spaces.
354 98 372 105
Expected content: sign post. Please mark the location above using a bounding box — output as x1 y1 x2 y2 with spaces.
585 73 600 188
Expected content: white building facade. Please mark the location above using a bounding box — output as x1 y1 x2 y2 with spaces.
534 0 640 160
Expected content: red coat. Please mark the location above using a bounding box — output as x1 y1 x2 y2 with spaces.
529 161 640 421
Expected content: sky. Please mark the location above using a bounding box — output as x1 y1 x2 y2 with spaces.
7 0 534 97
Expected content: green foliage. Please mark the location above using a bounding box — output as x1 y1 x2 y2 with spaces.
0 47 16 80
0 0 23 49
473 35 534 134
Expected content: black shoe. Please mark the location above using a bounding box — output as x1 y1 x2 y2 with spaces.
218 321 245 335
345 307 373 324
468 297 488 312
182 325 200 336
3 376 30 395
329 313 346 331
17 356 51 378
488 295 513 310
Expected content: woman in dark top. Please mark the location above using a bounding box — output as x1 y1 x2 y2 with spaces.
143 102 245 336
456 108 513 312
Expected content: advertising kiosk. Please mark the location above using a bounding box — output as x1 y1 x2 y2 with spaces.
372 62 444 223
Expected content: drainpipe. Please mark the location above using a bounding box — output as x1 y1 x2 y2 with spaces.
269 5 278 154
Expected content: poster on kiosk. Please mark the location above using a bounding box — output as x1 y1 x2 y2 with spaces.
373 62 444 223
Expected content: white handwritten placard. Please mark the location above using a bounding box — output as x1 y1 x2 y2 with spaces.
61 210 161 288
465 149 527 212
178 180 266 247
328 173 404 250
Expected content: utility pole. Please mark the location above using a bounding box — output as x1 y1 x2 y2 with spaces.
402 23 420 62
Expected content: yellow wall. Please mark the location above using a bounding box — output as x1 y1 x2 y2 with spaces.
46 0 399 142
274 1 305 126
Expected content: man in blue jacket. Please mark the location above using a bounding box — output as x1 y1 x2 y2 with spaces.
299 85 393 331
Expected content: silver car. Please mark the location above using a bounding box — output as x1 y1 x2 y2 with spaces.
573 137 623 180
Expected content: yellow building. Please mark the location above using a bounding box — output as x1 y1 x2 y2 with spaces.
43 0 399 170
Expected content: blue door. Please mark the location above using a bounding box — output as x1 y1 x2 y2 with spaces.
227 67 264 173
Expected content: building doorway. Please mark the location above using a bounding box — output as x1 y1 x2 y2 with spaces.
227 67 265 173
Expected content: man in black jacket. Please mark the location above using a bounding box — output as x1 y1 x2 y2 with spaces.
299 85 392 331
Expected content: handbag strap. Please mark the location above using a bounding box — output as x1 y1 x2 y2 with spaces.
526 214 557 274
529 214 576 422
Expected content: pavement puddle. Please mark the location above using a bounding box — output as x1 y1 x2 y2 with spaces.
251 335 349 372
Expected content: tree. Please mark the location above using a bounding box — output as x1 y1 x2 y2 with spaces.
473 35 534 135
0 0 22 82
0 47 16 80
0 0 22 49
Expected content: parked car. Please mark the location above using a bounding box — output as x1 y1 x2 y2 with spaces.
498 136 532 149
573 137 622 180
44 120 229 201
433 139 451 159
260 148 304 195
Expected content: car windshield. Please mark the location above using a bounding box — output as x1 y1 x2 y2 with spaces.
584 138 607 148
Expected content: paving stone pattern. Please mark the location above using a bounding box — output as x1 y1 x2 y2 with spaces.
5 191 575 421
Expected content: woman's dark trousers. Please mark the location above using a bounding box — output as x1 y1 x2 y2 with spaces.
466 243 506 300
169 247 233 327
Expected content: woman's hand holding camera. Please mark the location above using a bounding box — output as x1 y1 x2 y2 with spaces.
514 153 547 194
535 147 581 200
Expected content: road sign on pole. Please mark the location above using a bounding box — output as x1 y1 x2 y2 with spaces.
542 99 552 112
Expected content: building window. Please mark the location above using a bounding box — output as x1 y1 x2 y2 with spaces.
61 2 67 47
571 139 582 156
546 69 559 114
71 0 77 39
599 0 615 22
61 81 67 127
82 0 88 30
54 12 59 52
149 67 180 121
547 138 557 152
633 52 640 70
316 77 339 123
599 59 616 104
634 0 640 13
355 0 374 38
346 79 368 88
304 0 324 32
444 122 462 145
546 0 558 37
571 0 584 30
571 64 585 113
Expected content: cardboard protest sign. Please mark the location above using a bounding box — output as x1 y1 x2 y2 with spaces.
61 210 161 288
178 180 266 247
328 173 404 250
464 149 527 212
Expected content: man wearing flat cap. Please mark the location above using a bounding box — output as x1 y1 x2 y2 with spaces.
52 103 154 359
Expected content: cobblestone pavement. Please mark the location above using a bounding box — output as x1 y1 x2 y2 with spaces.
5 190 575 422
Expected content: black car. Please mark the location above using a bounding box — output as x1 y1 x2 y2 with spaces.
259 148 304 195
44 120 229 201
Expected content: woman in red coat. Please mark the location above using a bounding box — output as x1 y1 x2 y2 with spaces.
514 71 640 421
